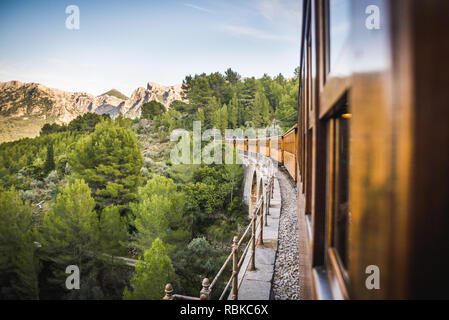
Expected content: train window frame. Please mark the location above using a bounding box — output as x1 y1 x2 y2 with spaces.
323 91 350 299
321 0 352 119
324 0 331 79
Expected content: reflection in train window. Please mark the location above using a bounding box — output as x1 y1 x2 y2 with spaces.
334 112 350 269
325 94 350 278
328 0 351 74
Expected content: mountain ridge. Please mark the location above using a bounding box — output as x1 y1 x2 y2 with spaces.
100 89 128 100
0 80 185 143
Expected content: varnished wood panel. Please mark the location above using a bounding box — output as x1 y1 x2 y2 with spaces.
236 139 245 151
283 151 297 181
259 139 270 157
270 136 283 163
248 139 258 153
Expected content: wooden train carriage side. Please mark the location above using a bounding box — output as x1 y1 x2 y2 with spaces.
296 0 449 300
235 139 245 152
269 136 284 163
258 138 270 157
283 125 298 181
248 139 258 154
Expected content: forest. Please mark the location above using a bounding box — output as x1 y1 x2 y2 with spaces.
0 69 298 300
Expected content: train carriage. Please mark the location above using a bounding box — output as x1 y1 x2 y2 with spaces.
258 138 270 158
248 139 258 154
282 125 298 181
293 0 449 300
269 136 284 163
223 0 448 300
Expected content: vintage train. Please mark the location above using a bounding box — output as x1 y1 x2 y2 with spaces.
227 0 449 300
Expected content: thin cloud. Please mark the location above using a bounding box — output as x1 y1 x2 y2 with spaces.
254 0 301 23
220 24 293 42
184 3 214 14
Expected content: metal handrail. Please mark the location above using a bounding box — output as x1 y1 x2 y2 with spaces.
217 215 261 300
163 177 274 301
172 294 201 301
210 198 262 291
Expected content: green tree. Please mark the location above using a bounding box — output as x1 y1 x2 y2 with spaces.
194 108 205 125
68 113 110 133
69 120 143 208
100 205 129 257
123 238 174 300
131 176 189 252
40 123 66 135
228 93 239 129
182 74 213 109
224 68 241 85
0 188 39 300
39 179 100 291
183 182 219 214
43 143 55 176
222 164 244 203
205 96 221 127
253 90 272 128
220 104 229 132
208 72 232 105
141 101 166 120
274 78 298 130
212 104 229 133
171 237 224 297
170 100 194 115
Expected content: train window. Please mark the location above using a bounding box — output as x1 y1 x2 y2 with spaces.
333 108 350 269
328 0 351 75
325 93 350 281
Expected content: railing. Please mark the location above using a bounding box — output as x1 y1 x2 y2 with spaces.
163 175 274 301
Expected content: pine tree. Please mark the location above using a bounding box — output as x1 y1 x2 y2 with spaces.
171 237 224 297
43 143 55 176
123 238 174 300
194 108 205 125
0 188 39 300
141 101 166 120
220 104 229 133
241 78 256 108
182 75 213 109
39 179 100 290
228 93 239 129
131 176 188 252
69 120 143 209
252 92 264 128
100 205 129 257
211 104 229 133
224 68 241 85
205 96 221 128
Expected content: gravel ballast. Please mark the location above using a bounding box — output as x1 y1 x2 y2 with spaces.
271 168 301 300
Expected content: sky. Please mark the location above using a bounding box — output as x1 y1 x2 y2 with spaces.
0 0 302 96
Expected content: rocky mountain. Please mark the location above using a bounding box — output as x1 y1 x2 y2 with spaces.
122 82 183 118
100 89 129 100
0 80 185 142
